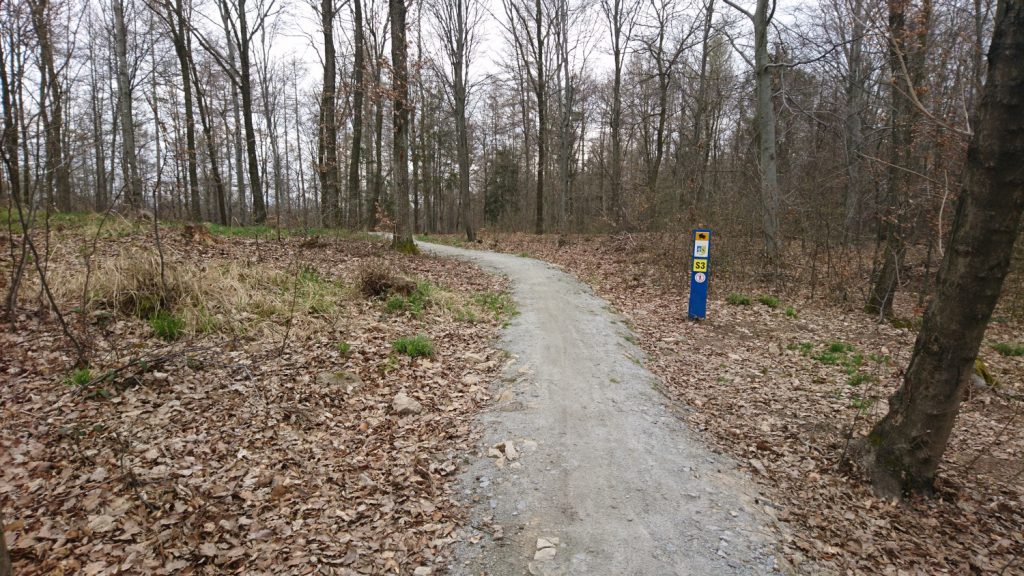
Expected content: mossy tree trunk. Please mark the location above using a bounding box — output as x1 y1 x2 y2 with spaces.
862 0 1024 497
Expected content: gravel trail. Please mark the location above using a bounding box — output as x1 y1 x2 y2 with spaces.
419 240 781 576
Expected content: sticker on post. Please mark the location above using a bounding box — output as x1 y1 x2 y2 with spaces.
694 272 706 283
694 240 709 257
693 259 708 272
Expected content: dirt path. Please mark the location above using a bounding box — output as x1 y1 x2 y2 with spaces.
419 240 780 575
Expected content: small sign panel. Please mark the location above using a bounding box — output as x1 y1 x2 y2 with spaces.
688 229 712 320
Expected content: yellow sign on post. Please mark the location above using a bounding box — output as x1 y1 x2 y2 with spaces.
693 259 708 272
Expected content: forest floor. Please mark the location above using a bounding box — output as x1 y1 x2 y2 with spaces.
423 231 1024 575
1 216 517 575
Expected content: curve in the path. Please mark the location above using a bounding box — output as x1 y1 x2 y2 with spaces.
419 240 780 576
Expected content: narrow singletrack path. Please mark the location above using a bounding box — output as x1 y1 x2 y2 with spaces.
419 240 780 576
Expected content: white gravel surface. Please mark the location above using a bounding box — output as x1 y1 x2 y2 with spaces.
419 239 782 576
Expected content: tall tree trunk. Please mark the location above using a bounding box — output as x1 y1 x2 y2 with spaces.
319 0 340 226
390 0 415 251
190 52 228 225
862 0 1024 496
753 0 780 259
534 0 546 235
348 0 365 228
866 0 930 316
169 0 202 221
222 4 246 223
30 0 71 212
88 34 108 212
113 0 143 208
843 0 866 242
236 0 267 223
606 0 625 228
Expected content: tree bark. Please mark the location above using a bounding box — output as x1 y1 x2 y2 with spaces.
843 0 866 242
188 52 229 225
319 0 341 226
753 0 781 260
534 0 546 234
866 0 931 316
390 0 416 251
113 0 144 208
1 510 11 576
862 0 1024 497
348 0 365 228
163 0 202 222
236 0 267 224
30 0 72 212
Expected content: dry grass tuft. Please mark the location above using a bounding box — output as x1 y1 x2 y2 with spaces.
51 248 350 337
358 261 415 299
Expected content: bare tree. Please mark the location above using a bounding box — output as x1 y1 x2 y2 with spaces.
28 0 71 212
504 0 550 233
431 0 482 241
148 0 203 221
113 0 144 208
860 0 1024 496
347 0 366 228
865 0 932 316
722 0 782 259
318 0 341 226
601 0 641 228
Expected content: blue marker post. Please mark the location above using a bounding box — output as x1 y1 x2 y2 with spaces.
687 229 711 320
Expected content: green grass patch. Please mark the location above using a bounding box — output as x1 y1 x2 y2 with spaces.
828 341 854 354
992 342 1024 357
784 306 797 318
336 341 352 356
149 310 185 341
812 351 842 365
726 293 751 306
474 292 518 320
393 334 435 358
66 367 93 387
385 282 434 317
757 295 779 309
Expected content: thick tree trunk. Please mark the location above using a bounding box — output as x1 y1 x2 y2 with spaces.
237 0 267 224
862 0 1024 497
348 0 365 228
319 0 341 226
113 0 144 208
390 0 415 252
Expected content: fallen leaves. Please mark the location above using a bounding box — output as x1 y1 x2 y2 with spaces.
1 228 511 575
454 232 1024 575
